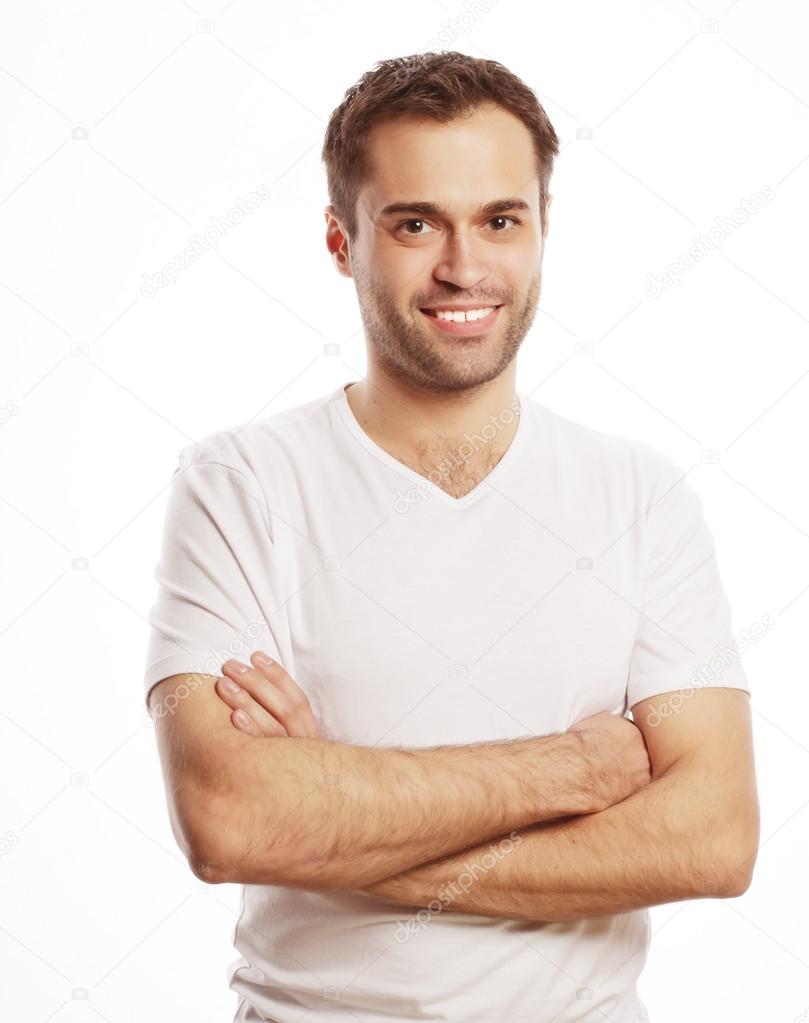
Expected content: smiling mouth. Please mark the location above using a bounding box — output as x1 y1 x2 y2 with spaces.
420 305 503 323
418 304 504 337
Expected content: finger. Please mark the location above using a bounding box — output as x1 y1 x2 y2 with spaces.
215 675 288 737
249 653 321 738
216 678 288 737
223 657 320 739
250 652 308 704
231 707 285 738
222 660 296 726
231 708 261 736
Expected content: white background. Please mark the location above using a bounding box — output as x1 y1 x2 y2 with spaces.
1 1 807 1020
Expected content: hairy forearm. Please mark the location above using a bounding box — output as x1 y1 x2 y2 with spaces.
207 731 592 890
357 760 753 921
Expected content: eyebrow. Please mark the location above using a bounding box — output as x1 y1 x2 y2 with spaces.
378 197 532 219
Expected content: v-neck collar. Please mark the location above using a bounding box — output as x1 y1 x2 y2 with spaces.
334 380 528 510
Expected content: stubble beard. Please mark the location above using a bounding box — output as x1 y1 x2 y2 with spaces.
352 261 542 397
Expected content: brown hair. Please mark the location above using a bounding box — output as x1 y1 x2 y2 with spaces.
321 51 560 242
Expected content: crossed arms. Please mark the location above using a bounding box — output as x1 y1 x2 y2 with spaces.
358 685 759 921
150 659 759 924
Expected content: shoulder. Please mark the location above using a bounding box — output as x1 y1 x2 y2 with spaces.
173 387 339 479
527 397 685 495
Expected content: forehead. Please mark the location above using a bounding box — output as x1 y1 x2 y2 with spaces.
360 103 538 215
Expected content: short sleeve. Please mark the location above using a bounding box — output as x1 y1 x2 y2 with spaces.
626 456 751 709
142 441 286 714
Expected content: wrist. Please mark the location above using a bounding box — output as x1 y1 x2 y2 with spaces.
544 731 597 818
362 866 430 907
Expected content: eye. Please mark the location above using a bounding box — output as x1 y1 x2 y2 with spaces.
396 219 435 236
394 215 522 237
488 215 521 232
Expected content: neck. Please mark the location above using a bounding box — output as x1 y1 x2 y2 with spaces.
343 369 521 496
345 368 520 453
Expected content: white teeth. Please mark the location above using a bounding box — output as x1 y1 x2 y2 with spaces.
432 307 496 322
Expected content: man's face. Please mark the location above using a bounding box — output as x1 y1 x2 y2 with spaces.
341 102 550 394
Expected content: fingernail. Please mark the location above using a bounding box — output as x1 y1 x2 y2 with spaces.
254 651 274 666
222 678 241 693
228 660 250 673
234 710 251 728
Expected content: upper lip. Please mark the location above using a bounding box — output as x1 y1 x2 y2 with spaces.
420 303 502 311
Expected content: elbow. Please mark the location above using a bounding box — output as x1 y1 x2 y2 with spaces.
173 774 327 887
166 744 301 885
183 809 260 885
182 813 236 885
182 797 304 887
706 809 760 900
172 783 251 885
717 835 758 899
189 847 229 885
715 858 756 899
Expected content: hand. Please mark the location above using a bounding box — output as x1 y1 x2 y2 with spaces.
569 710 652 812
216 653 322 739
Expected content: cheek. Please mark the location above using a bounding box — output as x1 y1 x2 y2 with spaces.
380 244 432 281
500 256 539 301
374 255 435 309
499 239 536 272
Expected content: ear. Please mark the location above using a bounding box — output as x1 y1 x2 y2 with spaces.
542 193 553 241
324 205 353 279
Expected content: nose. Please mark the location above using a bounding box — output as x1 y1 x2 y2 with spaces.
432 234 490 291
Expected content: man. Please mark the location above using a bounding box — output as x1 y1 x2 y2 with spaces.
144 51 759 1023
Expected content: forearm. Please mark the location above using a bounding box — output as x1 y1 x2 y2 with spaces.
358 760 748 921
210 730 592 889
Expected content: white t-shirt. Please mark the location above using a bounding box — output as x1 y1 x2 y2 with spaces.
144 380 750 1023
